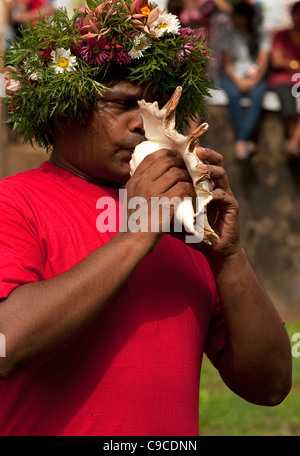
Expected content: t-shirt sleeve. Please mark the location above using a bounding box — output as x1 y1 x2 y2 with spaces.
272 30 286 52
0 184 44 299
204 292 226 367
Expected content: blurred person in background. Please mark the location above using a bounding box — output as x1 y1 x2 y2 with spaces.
255 0 298 37
167 0 233 132
219 1 270 160
10 0 56 28
177 0 216 29
269 0 300 156
206 0 233 84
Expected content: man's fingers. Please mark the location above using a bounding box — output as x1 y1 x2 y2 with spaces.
195 147 224 167
130 149 178 179
195 147 233 195
129 149 194 196
197 163 232 194
211 188 239 213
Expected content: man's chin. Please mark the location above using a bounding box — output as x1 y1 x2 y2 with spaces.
101 172 130 188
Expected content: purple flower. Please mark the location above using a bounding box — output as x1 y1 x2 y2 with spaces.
178 27 207 63
179 27 194 38
113 46 132 65
75 37 111 66
40 48 53 63
179 27 204 40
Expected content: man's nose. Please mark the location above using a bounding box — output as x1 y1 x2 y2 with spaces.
128 109 145 136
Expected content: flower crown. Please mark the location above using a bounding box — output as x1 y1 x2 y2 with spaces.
4 0 214 150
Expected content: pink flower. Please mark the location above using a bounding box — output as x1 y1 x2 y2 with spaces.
179 27 194 38
4 67 21 93
76 17 87 36
40 48 53 63
5 76 20 93
179 27 203 40
75 37 111 66
177 44 193 63
178 27 207 62
113 45 132 65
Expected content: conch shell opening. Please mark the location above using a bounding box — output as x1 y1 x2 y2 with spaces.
129 86 219 245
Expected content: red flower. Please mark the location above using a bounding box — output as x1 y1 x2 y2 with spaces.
40 48 53 63
75 37 111 66
112 45 132 65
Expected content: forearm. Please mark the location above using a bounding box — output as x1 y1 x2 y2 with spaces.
224 62 240 85
271 50 298 71
209 248 292 405
193 147 291 404
223 65 250 92
0 231 155 377
250 54 269 85
214 0 233 13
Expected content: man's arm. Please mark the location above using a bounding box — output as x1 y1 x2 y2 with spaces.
211 248 291 406
195 147 292 406
0 230 153 377
0 150 192 378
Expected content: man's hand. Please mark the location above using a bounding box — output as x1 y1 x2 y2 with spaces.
236 76 256 93
124 148 195 251
124 146 242 262
191 153 291 406
195 147 241 259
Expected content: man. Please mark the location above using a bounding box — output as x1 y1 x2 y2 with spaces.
1 1 291 436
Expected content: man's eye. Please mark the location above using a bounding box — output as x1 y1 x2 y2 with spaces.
109 99 136 108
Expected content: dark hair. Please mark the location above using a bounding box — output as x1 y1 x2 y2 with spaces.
233 2 260 60
291 1 300 14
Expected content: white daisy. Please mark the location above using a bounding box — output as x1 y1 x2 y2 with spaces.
28 70 43 81
23 57 43 81
51 48 77 73
149 13 180 38
128 33 152 60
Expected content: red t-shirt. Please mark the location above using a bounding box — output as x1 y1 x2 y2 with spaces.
269 29 300 88
0 161 225 436
18 0 46 10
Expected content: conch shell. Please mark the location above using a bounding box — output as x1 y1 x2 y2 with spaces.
129 86 219 245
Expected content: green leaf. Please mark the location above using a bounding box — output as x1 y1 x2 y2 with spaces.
86 0 99 11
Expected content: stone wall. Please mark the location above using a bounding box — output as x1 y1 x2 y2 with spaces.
201 106 300 319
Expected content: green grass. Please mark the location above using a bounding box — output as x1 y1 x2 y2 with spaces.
199 322 300 436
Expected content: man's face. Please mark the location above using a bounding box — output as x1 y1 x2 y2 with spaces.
53 80 160 186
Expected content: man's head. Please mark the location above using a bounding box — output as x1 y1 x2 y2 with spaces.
52 80 154 186
4 0 213 150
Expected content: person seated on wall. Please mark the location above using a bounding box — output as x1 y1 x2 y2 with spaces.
269 0 300 157
220 1 270 160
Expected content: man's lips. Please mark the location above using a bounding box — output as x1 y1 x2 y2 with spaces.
117 148 135 163
118 138 146 161
119 136 146 151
